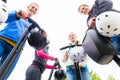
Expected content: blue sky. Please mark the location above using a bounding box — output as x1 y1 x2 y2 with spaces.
1 0 120 80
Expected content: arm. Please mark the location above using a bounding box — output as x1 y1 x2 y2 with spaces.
36 50 55 61
61 51 69 63
28 18 42 30
5 10 18 23
87 0 113 28
95 0 113 15
46 64 57 69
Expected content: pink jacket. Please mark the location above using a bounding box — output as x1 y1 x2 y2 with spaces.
36 50 57 69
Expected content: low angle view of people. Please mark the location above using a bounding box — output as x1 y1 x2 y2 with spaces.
0 0 120 80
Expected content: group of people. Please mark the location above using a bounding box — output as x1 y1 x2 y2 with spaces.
0 0 120 80
62 0 120 80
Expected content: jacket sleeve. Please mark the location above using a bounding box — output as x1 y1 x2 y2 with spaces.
87 0 113 27
46 64 57 69
28 18 42 31
95 0 113 16
5 10 18 23
36 50 55 61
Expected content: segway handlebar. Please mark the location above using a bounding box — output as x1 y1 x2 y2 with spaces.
17 11 42 31
2 0 7 3
60 44 82 50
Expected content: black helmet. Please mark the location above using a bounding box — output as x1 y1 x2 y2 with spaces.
28 30 48 49
54 69 66 80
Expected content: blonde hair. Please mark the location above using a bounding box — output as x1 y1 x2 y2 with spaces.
78 4 89 12
28 2 39 8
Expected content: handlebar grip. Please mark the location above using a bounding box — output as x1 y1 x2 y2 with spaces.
60 44 82 50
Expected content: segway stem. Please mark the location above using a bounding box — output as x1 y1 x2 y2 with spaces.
60 44 82 80
48 61 60 80
60 44 82 50
74 62 81 80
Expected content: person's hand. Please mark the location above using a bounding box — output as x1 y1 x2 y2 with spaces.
17 10 28 20
65 51 69 57
88 17 96 28
54 57 59 62
42 31 48 37
79 63 84 68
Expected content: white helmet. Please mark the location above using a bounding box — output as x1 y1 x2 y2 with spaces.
96 11 120 37
0 1 8 25
69 46 87 63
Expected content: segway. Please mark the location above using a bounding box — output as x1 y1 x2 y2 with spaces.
2 0 7 3
0 18 43 79
60 44 86 80
48 61 60 80
82 11 120 66
82 28 120 66
48 61 66 80
82 29 115 65
54 63 66 80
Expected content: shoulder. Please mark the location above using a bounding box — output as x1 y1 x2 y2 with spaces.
43 46 49 54
95 0 113 4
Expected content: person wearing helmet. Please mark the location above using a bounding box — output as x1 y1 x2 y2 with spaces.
78 0 120 55
0 2 39 79
78 0 114 29
25 30 59 80
61 32 90 80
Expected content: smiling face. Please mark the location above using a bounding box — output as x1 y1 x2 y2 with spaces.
27 3 39 17
78 4 90 15
68 32 77 43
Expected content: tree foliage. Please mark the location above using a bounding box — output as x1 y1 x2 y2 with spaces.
90 70 101 80
107 75 115 80
90 70 115 80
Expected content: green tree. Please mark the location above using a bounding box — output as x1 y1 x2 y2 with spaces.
90 70 101 80
107 75 115 80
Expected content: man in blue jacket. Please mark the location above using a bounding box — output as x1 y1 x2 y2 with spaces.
0 2 39 80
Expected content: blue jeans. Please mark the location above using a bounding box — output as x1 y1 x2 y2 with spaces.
0 39 21 80
0 39 13 66
66 65 91 80
111 35 120 55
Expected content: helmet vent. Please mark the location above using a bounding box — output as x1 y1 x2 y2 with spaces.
2 8 6 12
100 28 103 30
105 14 108 17
114 28 117 31
81 60 84 62
74 55 76 57
107 25 110 29
97 18 100 21
106 32 109 34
